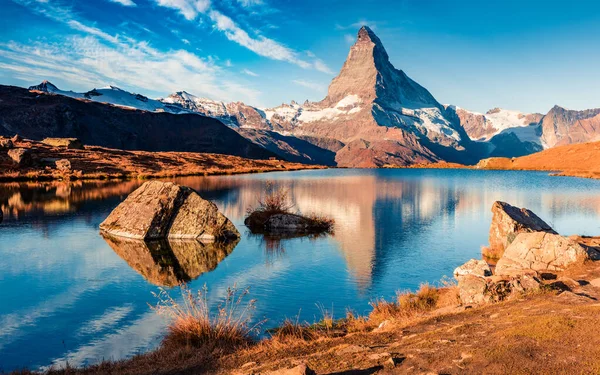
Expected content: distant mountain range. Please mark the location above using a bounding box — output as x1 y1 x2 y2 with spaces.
0 85 274 160
15 26 600 167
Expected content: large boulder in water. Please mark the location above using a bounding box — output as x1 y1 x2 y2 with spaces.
100 181 239 241
495 232 600 275
484 201 556 259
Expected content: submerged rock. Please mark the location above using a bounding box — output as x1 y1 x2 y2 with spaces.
484 201 556 259
495 232 600 274
100 181 239 241
42 137 84 150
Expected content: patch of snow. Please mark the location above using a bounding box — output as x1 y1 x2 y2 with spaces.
335 94 361 108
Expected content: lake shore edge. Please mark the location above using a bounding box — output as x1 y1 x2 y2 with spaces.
0 137 326 183
12 200 600 375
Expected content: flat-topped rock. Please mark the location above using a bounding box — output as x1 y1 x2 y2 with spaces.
485 201 556 259
42 137 84 149
100 181 239 241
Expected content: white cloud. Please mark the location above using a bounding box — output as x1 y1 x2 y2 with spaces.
1 1 263 104
108 0 137 6
151 0 331 73
154 0 211 20
344 33 355 44
313 59 333 74
181 38 190 44
209 10 313 70
292 79 326 92
224 59 232 67
241 68 258 77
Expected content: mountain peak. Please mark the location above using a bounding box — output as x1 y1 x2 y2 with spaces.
29 80 58 92
357 26 380 45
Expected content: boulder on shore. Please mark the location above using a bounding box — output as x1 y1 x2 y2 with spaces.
454 259 492 278
42 137 84 150
55 159 72 171
484 201 556 259
7 148 31 166
0 138 13 149
99 181 239 241
495 232 600 275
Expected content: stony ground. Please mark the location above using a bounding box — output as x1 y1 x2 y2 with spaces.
218 262 600 375
0 138 324 182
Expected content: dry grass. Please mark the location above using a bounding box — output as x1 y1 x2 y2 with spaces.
244 181 334 234
0 139 324 182
152 284 260 351
368 283 443 325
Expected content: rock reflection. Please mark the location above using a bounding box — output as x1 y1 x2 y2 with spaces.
102 234 238 286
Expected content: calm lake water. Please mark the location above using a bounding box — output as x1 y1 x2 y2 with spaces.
2 169 600 371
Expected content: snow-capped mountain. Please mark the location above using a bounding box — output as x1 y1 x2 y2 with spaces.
26 27 600 167
448 106 543 142
29 81 186 113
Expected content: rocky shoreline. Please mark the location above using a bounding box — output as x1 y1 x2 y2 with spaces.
13 200 600 374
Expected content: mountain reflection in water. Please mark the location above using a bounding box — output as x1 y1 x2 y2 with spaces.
2 169 600 371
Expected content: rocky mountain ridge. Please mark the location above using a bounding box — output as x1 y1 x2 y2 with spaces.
25 26 600 167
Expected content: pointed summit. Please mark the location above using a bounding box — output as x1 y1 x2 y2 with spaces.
326 26 439 109
29 80 58 93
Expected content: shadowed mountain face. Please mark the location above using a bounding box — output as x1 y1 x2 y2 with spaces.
102 234 239 287
0 85 274 160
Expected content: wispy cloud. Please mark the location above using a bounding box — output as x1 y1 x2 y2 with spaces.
108 0 137 7
242 68 258 77
181 38 190 44
292 79 326 92
151 0 331 73
3 0 263 104
154 0 211 20
344 33 355 44
209 10 309 68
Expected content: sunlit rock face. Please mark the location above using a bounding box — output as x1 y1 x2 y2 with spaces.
99 181 239 241
102 234 238 286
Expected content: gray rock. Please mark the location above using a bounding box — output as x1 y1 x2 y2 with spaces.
265 213 312 232
99 181 239 241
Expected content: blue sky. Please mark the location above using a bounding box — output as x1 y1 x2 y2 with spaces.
1 0 600 113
